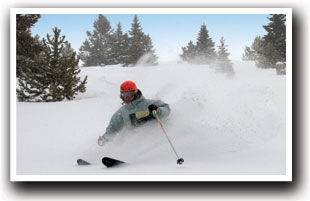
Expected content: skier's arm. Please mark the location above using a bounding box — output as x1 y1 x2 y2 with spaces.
103 111 124 140
149 100 171 119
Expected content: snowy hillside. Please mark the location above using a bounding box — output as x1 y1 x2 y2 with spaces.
15 61 286 180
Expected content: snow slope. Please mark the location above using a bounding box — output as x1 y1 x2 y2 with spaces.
15 61 286 179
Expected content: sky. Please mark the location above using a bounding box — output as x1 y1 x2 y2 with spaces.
31 14 270 62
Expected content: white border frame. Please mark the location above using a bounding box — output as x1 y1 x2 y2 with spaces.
10 8 292 182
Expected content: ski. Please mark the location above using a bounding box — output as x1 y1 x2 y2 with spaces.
102 157 125 168
77 158 91 165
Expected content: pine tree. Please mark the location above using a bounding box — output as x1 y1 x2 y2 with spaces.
16 14 42 77
78 40 92 66
137 34 158 66
216 36 234 76
126 15 147 66
244 36 273 68
180 40 196 62
244 15 286 68
195 24 216 64
251 36 265 57
17 27 87 102
263 14 286 62
180 24 216 64
256 42 281 68
242 46 257 61
79 14 113 66
251 35 282 68
110 22 129 65
121 33 130 66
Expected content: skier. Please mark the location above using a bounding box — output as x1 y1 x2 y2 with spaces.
97 80 171 146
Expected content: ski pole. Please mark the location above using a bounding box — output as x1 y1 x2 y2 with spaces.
153 110 184 165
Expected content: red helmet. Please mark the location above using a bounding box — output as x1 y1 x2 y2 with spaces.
120 81 138 103
120 81 138 94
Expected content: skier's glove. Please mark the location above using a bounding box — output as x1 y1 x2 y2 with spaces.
98 135 108 146
148 104 159 118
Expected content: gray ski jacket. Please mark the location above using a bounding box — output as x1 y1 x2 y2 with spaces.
103 90 171 139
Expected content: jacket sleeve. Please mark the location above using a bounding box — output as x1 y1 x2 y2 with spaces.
103 110 124 140
150 100 171 119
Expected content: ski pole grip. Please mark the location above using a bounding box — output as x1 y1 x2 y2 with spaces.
152 110 157 117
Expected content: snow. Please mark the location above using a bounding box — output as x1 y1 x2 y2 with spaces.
15 61 286 179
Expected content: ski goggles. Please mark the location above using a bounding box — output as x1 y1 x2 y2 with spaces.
120 91 136 99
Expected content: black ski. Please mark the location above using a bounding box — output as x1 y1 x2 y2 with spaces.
102 157 125 168
77 159 91 165
77 157 125 167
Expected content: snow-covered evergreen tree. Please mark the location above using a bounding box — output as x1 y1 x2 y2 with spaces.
139 34 158 66
79 14 113 66
180 23 216 64
195 24 216 64
79 40 92 66
125 15 158 66
255 14 286 68
263 14 286 62
242 46 257 61
251 36 265 57
243 15 286 68
180 40 196 63
216 36 234 77
16 14 42 77
110 22 129 65
121 33 131 66
126 15 146 66
256 41 282 68
17 27 87 102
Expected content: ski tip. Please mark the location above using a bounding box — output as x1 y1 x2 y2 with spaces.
102 157 125 168
77 159 91 165
177 158 184 165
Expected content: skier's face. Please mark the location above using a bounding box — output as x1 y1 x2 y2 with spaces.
120 91 135 103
